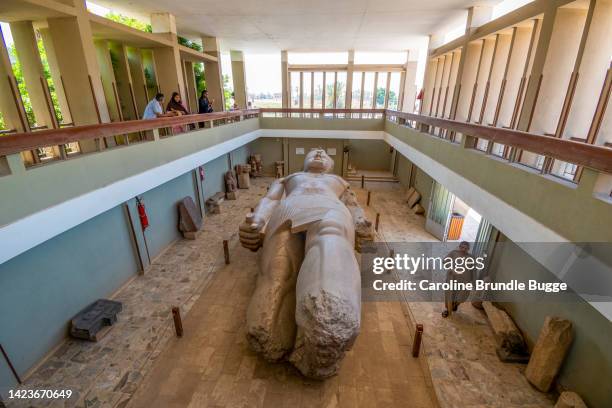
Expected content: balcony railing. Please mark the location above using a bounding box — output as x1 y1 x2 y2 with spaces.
1 109 610 180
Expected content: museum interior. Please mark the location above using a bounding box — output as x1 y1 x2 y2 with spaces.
0 0 611 407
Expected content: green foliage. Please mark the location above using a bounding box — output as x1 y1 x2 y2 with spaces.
8 44 36 126
37 36 63 123
376 88 397 108
0 111 5 130
223 74 232 110
105 12 152 32
194 62 206 96
178 36 202 52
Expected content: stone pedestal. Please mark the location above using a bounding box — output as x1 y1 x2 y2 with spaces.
178 196 202 239
525 316 573 392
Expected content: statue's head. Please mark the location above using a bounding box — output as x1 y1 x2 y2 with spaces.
304 148 333 173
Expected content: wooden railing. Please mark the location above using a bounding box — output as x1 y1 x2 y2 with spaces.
385 110 612 175
1 108 610 175
0 110 259 157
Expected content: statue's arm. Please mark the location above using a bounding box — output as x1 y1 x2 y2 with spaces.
239 178 285 251
340 187 374 250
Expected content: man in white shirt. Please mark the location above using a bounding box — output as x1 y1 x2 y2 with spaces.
142 93 177 119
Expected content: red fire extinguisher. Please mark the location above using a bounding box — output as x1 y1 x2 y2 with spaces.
198 166 205 181
136 197 149 231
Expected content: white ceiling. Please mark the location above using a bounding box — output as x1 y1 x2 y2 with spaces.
95 0 502 52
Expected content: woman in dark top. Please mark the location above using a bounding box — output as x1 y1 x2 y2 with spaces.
166 92 189 115
198 90 214 114
166 92 189 133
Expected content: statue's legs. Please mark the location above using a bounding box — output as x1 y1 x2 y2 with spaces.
246 222 304 361
289 209 361 379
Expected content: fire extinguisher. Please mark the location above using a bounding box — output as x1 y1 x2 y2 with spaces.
416 89 424 100
198 166 205 181
136 197 149 231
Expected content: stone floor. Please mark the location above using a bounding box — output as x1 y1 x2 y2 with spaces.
363 181 555 408
126 179 437 408
6 177 556 408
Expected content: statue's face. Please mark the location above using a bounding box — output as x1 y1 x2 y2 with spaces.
304 149 333 173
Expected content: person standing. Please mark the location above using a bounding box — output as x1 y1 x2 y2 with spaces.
442 241 475 318
198 90 214 114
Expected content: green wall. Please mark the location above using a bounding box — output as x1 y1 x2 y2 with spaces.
489 237 612 408
346 139 392 171
249 137 284 176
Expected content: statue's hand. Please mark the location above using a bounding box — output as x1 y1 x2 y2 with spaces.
239 214 265 251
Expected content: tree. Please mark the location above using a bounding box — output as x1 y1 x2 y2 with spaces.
223 74 232 110
105 12 152 32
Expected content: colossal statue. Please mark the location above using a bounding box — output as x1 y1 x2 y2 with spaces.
239 149 373 379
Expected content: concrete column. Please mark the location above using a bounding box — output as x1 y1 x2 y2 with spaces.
346 49 355 109
10 21 57 129
400 52 418 112
151 12 186 105
38 27 72 124
47 15 111 139
516 2 558 132
281 50 289 108
230 50 247 108
127 47 149 114
183 60 198 112
449 6 493 120
109 42 138 120
0 25 29 132
94 40 121 122
202 36 225 112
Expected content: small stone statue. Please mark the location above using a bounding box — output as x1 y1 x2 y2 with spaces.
275 161 284 178
235 164 251 189
249 154 263 177
225 170 238 200
239 149 373 379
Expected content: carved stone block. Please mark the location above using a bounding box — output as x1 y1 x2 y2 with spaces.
205 192 225 214
70 299 122 341
407 190 421 208
525 316 573 392
237 173 250 189
178 196 202 239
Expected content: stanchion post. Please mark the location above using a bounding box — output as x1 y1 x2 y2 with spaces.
223 240 230 264
172 306 183 337
412 324 423 357
375 213 380 231
361 175 365 188
367 191 371 206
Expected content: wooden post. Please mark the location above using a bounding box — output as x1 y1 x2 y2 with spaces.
250 207 254 212
223 240 230 264
367 191 371 206
171 306 183 337
361 174 365 188
375 213 380 231
412 324 423 357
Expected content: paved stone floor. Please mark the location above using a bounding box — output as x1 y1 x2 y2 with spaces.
6 177 555 408
364 181 555 408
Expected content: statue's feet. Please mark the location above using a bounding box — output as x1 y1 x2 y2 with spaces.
289 291 359 379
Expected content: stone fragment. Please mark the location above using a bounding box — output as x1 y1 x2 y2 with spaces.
236 165 251 189
525 316 573 392
554 391 587 408
225 170 238 200
405 187 416 202
275 161 285 178
205 192 225 214
408 190 421 208
178 196 202 239
413 203 425 215
71 299 122 341
482 302 529 363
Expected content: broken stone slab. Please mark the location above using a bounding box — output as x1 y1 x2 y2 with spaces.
407 190 421 208
405 187 416 202
482 302 529 363
413 203 425 215
178 196 202 239
205 192 225 214
70 299 122 341
236 165 251 189
525 316 573 392
226 191 239 200
554 391 587 408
